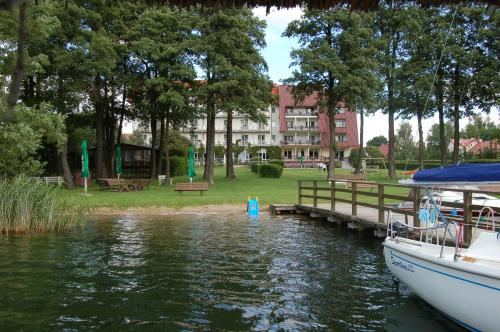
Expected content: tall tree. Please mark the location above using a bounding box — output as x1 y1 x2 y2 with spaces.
375 1 413 178
194 8 271 184
283 8 349 179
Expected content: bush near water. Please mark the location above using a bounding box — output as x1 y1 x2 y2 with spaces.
0 176 85 234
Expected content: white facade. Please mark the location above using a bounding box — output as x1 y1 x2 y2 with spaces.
183 105 281 162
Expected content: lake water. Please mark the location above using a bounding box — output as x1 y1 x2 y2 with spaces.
0 214 465 331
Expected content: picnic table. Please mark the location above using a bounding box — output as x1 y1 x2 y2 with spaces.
97 178 130 192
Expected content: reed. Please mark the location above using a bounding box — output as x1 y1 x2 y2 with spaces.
0 176 86 234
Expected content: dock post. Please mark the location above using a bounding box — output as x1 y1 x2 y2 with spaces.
313 180 318 208
378 184 384 224
330 180 336 212
412 187 421 227
463 191 473 245
351 182 357 216
298 180 302 205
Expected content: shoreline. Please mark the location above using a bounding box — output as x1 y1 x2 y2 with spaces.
92 203 265 216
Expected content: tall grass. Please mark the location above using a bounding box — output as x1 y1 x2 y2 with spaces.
0 176 86 234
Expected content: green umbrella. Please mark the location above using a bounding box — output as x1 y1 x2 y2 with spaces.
81 140 90 194
116 145 122 178
188 145 196 182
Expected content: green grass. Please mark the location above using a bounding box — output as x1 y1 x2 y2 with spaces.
60 166 411 210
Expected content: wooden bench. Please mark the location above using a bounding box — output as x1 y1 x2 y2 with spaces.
346 180 378 192
101 179 130 192
43 176 64 187
175 182 209 196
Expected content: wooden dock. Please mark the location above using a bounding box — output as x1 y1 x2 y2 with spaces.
271 179 500 243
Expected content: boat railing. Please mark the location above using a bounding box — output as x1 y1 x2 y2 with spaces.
387 210 461 261
475 206 497 231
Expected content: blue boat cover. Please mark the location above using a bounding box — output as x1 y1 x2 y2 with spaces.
413 163 500 183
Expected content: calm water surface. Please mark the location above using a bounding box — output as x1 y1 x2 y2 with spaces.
0 214 465 331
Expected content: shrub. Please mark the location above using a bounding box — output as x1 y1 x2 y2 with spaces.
268 159 284 167
169 157 188 177
266 146 282 160
248 162 258 173
169 147 186 157
259 164 283 178
0 176 85 234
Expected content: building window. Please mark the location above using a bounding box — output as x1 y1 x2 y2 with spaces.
272 107 276 113
223 134 227 142
309 150 319 159
310 135 316 143
272 135 276 141
272 121 276 128
258 134 265 143
224 120 228 128
338 108 345 114
309 121 316 128
241 119 248 129
336 135 347 142
241 134 248 142
284 150 293 159
335 120 346 128
287 121 294 128
284 135 293 143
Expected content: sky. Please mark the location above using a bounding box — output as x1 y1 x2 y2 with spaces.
252 7 499 145
126 7 498 142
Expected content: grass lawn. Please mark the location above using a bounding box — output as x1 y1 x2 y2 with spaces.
61 166 410 210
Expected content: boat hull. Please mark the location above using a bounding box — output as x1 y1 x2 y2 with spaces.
383 241 500 332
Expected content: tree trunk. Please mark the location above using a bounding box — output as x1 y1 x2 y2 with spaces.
327 111 336 179
452 64 460 164
204 108 215 184
354 107 364 174
417 110 424 170
387 37 397 179
163 115 171 185
452 104 460 163
157 111 165 176
59 140 74 189
5 2 26 121
95 96 105 179
149 112 157 178
435 68 446 166
116 88 125 145
226 111 235 178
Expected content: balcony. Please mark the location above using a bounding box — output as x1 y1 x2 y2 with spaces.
285 109 318 117
286 125 319 131
280 140 321 146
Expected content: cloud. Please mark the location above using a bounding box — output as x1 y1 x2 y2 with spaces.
253 6 303 31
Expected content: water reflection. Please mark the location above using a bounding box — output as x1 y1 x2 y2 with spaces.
0 214 465 331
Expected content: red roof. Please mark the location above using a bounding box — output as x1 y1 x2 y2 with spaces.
379 144 389 157
450 138 477 148
469 141 500 154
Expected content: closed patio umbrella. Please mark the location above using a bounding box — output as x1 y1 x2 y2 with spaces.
81 140 90 195
188 145 196 183
116 145 122 178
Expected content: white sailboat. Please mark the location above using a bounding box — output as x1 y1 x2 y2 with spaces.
384 163 500 331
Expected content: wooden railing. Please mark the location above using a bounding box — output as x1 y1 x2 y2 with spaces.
298 179 500 244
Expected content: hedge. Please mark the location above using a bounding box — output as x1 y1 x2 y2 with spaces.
268 159 284 167
169 157 188 177
259 164 283 178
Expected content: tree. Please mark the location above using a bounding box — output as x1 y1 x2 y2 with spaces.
375 2 414 178
0 102 66 178
284 9 349 179
395 122 416 161
399 7 436 170
367 135 388 147
194 8 272 183
426 122 453 160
